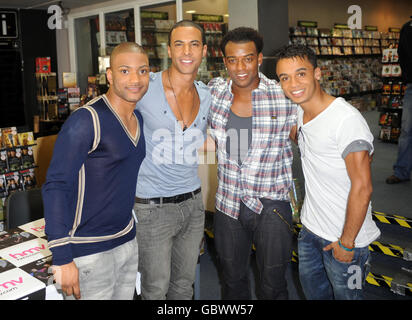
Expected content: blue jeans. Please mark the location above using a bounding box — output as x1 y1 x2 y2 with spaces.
64 238 139 300
134 192 204 300
298 226 370 300
394 83 412 180
214 199 293 300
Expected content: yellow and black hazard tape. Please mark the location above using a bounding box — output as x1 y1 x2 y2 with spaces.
369 241 407 260
366 272 412 297
205 224 412 296
372 211 412 229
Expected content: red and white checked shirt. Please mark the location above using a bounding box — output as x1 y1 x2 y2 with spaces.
207 73 297 219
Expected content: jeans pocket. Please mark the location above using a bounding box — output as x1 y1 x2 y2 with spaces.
331 246 358 265
270 202 294 234
134 204 155 224
74 252 102 282
193 193 205 213
297 227 308 242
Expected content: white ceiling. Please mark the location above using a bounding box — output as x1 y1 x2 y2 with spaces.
0 0 113 10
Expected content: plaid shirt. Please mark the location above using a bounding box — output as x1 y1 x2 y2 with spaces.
207 73 297 219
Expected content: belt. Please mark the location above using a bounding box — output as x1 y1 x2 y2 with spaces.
135 188 201 204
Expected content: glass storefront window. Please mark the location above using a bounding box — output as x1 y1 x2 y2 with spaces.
182 0 229 83
74 15 99 96
104 9 135 56
74 9 135 100
140 1 176 72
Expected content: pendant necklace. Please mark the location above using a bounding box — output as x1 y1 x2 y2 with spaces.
167 69 196 131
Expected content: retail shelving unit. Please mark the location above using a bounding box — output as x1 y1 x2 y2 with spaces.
140 11 174 73
0 129 37 231
194 15 228 84
289 22 386 111
379 28 403 143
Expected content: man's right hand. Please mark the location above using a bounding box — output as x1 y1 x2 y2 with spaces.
52 261 81 299
289 125 298 144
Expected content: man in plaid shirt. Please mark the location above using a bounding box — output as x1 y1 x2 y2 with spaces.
207 27 297 299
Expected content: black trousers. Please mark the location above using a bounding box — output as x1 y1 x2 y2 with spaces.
213 199 293 300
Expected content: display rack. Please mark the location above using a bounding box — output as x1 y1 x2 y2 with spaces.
290 22 383 57
379 28 404 143
289 22 405 112
140 11 174 73
103 9 135 56
189 14 228 83
34 72 66 136
0 129 38 231
195 18 228 84
35 72 58 121
140 12 228 82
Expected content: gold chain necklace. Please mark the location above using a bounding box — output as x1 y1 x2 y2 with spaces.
167 69 196 131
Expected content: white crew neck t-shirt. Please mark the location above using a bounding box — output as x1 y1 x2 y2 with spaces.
298 97 381 247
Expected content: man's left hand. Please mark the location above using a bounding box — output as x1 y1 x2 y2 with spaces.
323 241 354 263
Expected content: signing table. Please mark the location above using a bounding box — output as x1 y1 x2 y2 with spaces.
0 218 63 300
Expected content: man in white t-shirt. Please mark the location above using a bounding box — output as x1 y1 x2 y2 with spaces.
274 44 381 300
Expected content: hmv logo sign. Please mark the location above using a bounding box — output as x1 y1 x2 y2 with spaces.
31 226 45 233
9 244 46 260
0 239 51 267
0 277 23 289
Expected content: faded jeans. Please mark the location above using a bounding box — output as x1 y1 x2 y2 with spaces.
134 192 205 300
64 238 139 300
298 226 370 300
394 83 412 180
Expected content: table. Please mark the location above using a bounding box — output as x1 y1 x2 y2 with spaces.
0 218 62 300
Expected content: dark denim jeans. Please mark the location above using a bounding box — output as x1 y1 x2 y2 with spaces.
298 226 370 300
394 83 412 180
214 199 293 300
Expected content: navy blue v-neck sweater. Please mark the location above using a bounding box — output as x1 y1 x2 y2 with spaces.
42 95 145 265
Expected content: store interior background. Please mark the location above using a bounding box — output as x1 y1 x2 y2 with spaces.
1 0 411 221
0 0 411 299
27 0 412 212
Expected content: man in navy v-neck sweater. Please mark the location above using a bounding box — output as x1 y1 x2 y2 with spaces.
42 43 149 300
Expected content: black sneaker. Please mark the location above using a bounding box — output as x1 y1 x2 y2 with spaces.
385 175 410 184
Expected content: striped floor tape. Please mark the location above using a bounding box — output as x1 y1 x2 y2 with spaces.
204 229 412 297
366 272 412 297
369 241 407 260
372 211 412 229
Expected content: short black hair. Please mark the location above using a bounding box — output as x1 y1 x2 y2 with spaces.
220 27 263 56
168 20 206 46
273 44 318 69
272 45 318 81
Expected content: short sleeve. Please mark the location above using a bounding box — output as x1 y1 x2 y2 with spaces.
335 113 374 159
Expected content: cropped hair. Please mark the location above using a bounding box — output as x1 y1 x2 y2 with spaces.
168 20 206 45
273 44 318 69
110 42 147 67
220 27 263 56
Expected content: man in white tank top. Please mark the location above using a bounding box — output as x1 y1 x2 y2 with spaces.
274 44 380 300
